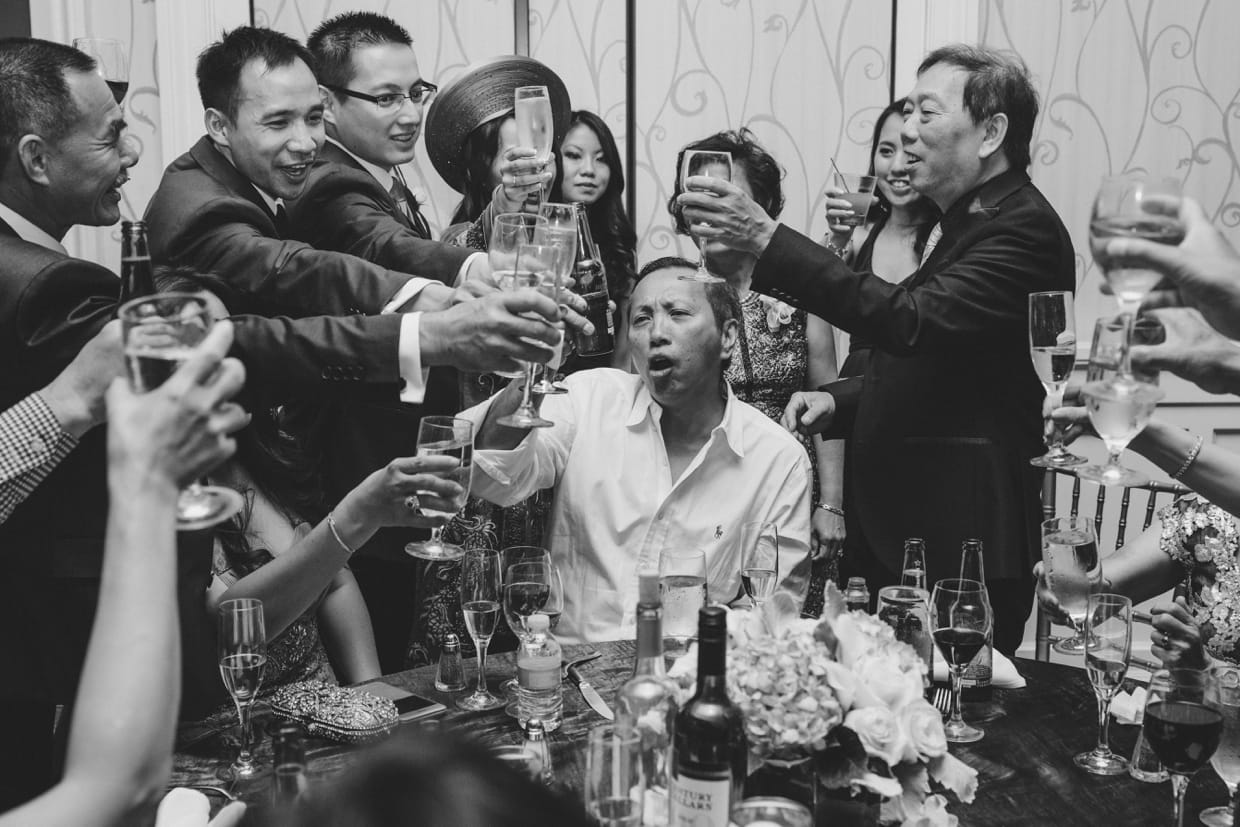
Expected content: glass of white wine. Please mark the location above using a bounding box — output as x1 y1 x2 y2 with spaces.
497 242 563 429
515 85 554 207
679 150 732 283
1090 174 1185 316
1079 377 1163 487
457 548 505 711
1042 516 1102 656
218 598 267 779
740 521 779 613
1028 291 1084 468
1074 593 1132 775
404 417 473 561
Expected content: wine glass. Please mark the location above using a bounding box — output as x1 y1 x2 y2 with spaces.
1087 314 1133 384
1079 377 1163 486
501 559 552 698
404 417 474 561
218 598 267 779
120 293 245 531
497 242 562 429
73 37 129 104
1028 291 1085 468
1144 668 1223 827
659 549 707 659
584 724 645 827
1074 593 1133 774
679 150 732 283
740 521 779 613
1090 174 1185 316
1042 515 1102 656
490 213 548 379
534 202 579 395
1201 666 1240 826
514 85 554 208
930 578 993 743
457 548 505 711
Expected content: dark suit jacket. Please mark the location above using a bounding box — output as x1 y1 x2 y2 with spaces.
0 219 410 717
145 136 412 318
287 141 471 280
751 169 1075 581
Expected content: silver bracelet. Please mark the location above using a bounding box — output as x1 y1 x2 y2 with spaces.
326 511 356 555
817 503 845 518
1171 435 1205 480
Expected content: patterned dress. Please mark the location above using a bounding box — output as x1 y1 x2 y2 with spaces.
726 290 836 616
1158 496 1240 664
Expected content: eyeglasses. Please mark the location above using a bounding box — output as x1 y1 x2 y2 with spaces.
324 80 438 110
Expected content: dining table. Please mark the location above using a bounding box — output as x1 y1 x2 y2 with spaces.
171 643 1230 825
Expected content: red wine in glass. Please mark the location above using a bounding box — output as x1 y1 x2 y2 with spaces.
934 627 988 667
1144 700 1224 774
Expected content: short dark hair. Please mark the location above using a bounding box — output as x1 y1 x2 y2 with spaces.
152 264 239 312
308 11 412 93
636 256 742 338
668 127 784 235
0 38 96 169
450 115 508 225
918 44 1038 170
197 27 317 121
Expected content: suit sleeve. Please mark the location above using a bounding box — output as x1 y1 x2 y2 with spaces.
289 172 472 281
750 201 1072 355
14 259 116 389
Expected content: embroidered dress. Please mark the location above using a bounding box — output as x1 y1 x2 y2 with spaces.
1158 495 1240 664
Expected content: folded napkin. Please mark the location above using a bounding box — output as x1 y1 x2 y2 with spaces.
932 646 1027 689
1110 686 1149 725
155 789 246 827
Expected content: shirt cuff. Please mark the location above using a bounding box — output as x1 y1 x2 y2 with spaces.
456 252 485 286
382 277 434 313
397 312 428 404
456 395 534 486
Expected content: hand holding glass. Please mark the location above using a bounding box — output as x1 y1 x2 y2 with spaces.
497 243 563 429
404 417 473 561
1041 515 1101 656
514 85 553 207
679 150 732 283
1028 291 1084 468
1090 174 1185 315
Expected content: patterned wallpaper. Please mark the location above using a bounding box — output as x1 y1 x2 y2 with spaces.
979 0 1240 337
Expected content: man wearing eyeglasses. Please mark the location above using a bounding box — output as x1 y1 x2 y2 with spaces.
291 12 489 284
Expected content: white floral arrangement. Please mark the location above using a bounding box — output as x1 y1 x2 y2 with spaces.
757 294 795 334
669 587 978 826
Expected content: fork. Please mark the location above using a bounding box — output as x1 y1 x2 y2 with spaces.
930 685 952 714
171 783 238 802
562 651 601 679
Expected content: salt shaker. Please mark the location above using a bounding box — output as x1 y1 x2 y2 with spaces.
522 718 554 785
435 633 466 692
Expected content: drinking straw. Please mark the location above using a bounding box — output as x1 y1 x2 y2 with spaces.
829 157 851 191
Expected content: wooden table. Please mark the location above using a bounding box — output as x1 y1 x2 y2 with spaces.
171 645 1230 825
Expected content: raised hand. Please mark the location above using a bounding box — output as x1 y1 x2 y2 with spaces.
677 176 779 257
780 390 836 436
1150 596 1208 670
1131 307 1240 395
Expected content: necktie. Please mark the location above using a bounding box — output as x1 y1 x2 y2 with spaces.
388 177 413 223
273 203 290 238
920 222 943 267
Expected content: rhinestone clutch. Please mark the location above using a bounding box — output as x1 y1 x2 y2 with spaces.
269 681 399 743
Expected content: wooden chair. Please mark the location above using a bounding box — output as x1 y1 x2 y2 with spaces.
1033 468 1189 661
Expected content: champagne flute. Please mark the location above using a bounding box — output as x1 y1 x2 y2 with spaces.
1074 593 1133 774
1079 377 1163 486
740 521 779 612
218 598 267 779
679 150 732 283
1090 174 1185 316
1201 666 1240 826
490 213 549 379
404 417 473 561
514 85 554 208
120 293 245 531
1042 515 1102 656
659 549 708 659
73 37 129 104
1144 668 1224 827
931 578 992 743
1028 291 1085 467
534 202 579 394
584 724 645 827
497 242 562 429
457 548 505 711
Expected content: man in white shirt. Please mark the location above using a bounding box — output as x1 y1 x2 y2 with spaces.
464 257 813 644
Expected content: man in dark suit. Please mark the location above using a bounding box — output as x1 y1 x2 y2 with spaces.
679 44 1075 653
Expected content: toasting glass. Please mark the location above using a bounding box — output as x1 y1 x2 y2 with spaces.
679 150 733 283
218 598 267 778
514 85 553 207
534 202 579 394
1074 594 1133 774
1090 174 1185 316
73 37 129 103
403 417 473 561
1144 668 1223 827
490 213 549 379
457 548 505 711
1201 666 1240 826
1029 291 1085 468
1042 515 1102 655
120 293 245 531
497 242 563 429
931 578 993 743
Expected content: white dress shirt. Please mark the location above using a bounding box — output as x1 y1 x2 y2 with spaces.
461 369 813 645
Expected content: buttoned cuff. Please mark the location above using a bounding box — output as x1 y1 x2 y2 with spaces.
457 252 485 286
1 394 77 478
397 312 429 404
383 277 434 313
456 395 535 486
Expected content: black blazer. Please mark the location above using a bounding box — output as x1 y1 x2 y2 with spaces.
750 169 1075 581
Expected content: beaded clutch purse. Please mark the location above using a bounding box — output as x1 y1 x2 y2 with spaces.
269 681 399 743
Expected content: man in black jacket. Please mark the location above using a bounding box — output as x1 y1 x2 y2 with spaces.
679 44 1075 653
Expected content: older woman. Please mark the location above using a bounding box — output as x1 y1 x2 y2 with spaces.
668 129 843 615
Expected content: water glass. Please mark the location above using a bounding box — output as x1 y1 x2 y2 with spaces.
659 549 707 659
1074 594 1132 775
732 797 814 827
1201 666 1240 826
877 586 933 680
740 521 779 612
584 725 645 827
1041 515 1102 655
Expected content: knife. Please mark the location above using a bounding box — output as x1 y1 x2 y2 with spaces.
567 663 614 720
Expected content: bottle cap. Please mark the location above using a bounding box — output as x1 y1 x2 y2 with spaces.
847 577 867 589
442 633 460 651
525 718 546 739
527 613 550 633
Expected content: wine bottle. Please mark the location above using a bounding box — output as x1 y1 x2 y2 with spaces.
570 202 614 357
118 220 155 306
669 606 746 827
901 537 928 590
617 575 679 794
959 538 994 700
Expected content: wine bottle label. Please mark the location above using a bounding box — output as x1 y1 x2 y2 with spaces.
668 771 731 827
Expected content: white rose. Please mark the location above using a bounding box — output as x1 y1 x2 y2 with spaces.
830 613 873 669
844 706 906 767
901 700 948 761
854 653 924 712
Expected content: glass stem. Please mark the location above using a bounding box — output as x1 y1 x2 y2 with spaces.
1171 773 1189 827
235 699 253 764
519 363 537 412
949 665 965 726
1094 693 1112 755
476 638 491 695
